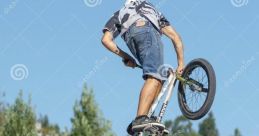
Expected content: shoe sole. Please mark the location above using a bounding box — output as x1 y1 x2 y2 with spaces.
163 129 169 135
132 123 165 132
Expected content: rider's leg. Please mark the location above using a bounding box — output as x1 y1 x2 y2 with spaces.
137 76 162 116
153 80 162 104
126 21 165 133
131 76 165 132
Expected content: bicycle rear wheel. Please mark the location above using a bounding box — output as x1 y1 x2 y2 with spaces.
178 58 216 120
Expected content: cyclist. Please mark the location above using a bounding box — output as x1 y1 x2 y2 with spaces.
101 0 184 134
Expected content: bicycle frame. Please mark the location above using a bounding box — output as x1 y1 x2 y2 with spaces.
146 70 202 122
147 69 176 122
136 66 200 135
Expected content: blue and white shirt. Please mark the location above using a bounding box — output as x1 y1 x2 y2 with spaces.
102 0 170 39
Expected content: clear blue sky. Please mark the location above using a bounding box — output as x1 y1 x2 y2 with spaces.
1 0 259 135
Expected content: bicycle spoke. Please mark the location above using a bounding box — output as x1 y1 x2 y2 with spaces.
183 66 209 113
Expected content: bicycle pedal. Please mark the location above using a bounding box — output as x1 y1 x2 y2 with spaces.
143 125 164 134
142 131 163 136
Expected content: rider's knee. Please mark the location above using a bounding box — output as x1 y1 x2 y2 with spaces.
146 76 162 85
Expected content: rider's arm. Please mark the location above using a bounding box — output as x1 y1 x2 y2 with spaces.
101 31 128 58
101 10 136 67
101 31 136 67
161 25 184 71
157 11 184 73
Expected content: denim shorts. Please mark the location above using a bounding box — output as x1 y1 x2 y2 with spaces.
123 21 165 81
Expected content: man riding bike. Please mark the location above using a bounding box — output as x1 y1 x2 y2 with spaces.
101 0 184 134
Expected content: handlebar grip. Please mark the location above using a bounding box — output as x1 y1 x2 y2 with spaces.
122 58 142 69
136 65 143 69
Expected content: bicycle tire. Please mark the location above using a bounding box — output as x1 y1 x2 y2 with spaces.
177 58 216 120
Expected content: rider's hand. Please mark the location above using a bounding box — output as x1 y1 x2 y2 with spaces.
122 56 137 68
177 64 184 75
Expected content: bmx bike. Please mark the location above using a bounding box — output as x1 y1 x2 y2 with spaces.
132 58 216 136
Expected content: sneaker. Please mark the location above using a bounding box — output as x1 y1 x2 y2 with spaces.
126 121 134 135
132 115 165 132
150 115 158 121
127 116 158 135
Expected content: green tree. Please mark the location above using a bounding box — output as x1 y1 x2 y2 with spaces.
234 128 242 136
38 114 61 136
0 113 4 135
2 90 37 136
0 104 4 122
61 127 70 136
0 92 6 135
198 112 219 136
165 115 199 136
70 84 114 136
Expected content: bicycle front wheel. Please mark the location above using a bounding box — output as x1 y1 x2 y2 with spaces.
178 58 216 120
